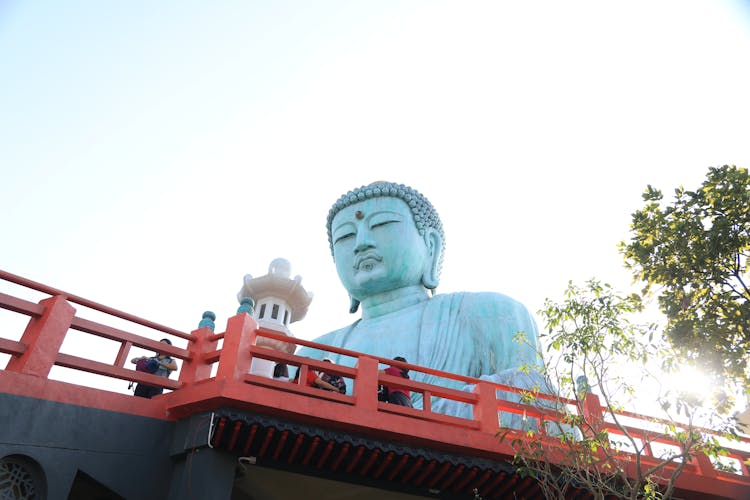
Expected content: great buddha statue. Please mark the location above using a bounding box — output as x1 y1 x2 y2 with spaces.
297 181 545 413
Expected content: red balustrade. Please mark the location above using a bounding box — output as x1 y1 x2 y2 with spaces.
1 268 749 498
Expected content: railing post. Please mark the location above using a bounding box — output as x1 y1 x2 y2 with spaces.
179 326 218 386
582 392 604 436
215 313 258 382
354 356 379 411
473 381 499 433
5 295 75 377
422 391 432 413
114 341 133 368
694 452 718 479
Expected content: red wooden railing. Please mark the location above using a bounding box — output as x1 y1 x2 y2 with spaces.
1 268 749 498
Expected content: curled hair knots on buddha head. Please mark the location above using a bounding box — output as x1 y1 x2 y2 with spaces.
326 181 446 285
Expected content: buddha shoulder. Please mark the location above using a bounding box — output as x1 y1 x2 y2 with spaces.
438 291 533 318
304 324 353 348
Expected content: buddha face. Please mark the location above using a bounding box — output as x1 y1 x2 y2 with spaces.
331 197 432 301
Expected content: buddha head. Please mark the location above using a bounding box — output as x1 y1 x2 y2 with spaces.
327 182 445 313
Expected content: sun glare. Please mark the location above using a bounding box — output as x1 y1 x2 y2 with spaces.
663 367 714 401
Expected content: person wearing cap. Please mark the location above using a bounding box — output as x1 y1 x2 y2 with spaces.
293 359 345 393
130 338 178 398
320 358 347 394
379 356 412 407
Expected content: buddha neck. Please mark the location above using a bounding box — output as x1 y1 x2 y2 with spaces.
359 285 430 320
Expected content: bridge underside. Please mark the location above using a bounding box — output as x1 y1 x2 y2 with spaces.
212 409 534 499
214 409 734 500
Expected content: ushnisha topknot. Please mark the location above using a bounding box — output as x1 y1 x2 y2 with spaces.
326 181 446 280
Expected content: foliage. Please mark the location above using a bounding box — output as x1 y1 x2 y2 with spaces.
502 280 738 500
619 165 750 395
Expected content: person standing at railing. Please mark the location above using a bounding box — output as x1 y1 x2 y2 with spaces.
379 356 413 407
130 338 178 399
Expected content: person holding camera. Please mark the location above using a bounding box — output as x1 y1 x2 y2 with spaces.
130 338 178 399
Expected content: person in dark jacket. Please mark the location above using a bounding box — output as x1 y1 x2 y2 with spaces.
130 338 178 398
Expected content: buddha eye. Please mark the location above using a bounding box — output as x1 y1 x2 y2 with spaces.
334 232 355 244
370 219 399 230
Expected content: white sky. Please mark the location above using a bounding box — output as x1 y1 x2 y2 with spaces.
2 1 750 396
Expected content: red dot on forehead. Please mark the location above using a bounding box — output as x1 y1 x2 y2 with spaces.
355 210 364 220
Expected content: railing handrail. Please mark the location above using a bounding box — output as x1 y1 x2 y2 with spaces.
254 328 488 384
248 330 750 463
251 328 750 449
253 327 568 404
0 269 190 340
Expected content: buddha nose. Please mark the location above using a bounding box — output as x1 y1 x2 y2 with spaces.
354 228 375 253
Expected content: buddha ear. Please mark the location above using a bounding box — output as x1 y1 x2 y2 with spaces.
422 228 442 290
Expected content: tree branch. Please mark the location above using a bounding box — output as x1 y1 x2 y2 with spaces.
733 271 750 300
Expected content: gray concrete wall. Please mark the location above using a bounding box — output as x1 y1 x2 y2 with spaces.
0 393 175 500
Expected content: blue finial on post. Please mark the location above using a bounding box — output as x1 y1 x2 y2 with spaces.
237 297 254 315
198 311 216 331
576 375 591 396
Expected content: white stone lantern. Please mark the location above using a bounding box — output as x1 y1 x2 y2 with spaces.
237 258 313 377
